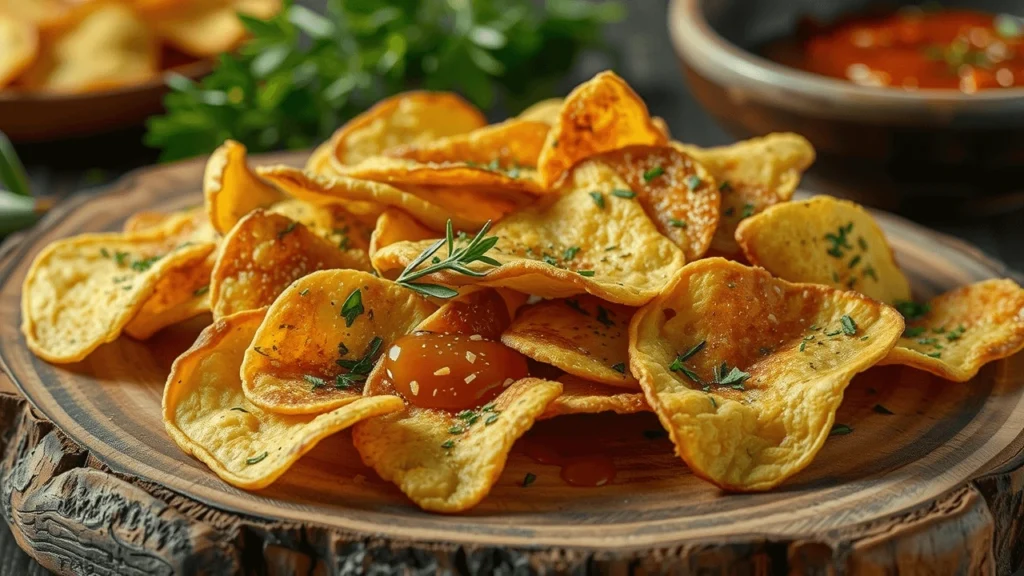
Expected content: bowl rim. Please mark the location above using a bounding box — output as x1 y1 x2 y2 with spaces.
668 0 1024 123
0 59 213 104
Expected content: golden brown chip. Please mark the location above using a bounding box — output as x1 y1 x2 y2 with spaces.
163 308 404 490
330 91 487 166
383 119 550 168
629 258 903 490
151 0 281 57
372 160 686 306
21 212 216 363
673 133 815 257
0 0 76 30
736 195 911 304
124 251 215 340
19 3 158 93
209 210 369 320
241 269 437 414
652 116 671 140
540 374 649 420
879 279 1024 381
502 295 638 388
264 197 374 246
0 14 37 89
369 209 434 257
332 156 544 198
305 138 338 177
516 97 562 125
257 165 497 231
536 71 667 188
598 145 719 260
204 140 286 235
123 211 170 233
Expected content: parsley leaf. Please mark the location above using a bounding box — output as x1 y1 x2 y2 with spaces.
341 289 364 327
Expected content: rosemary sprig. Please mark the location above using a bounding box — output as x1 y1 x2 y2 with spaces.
395 219 501 299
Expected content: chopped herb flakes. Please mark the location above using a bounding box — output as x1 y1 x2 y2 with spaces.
130 255 162 272
441 440 455 449
448 425 465 434
825 222 855 259
595 306 614 327
522 472 537 487
564 299 588 315
946 324 966 341
926 351 942 358
340 289 364 327
577 270 595 277
643 166 664 182
193 285 210 296
611 189 636 199
611 362 626 374
840 315 857 336
669 219 687 228
245 452 269 465
299 288 310 296
589 192 605 208
685 175 701 190
230 407 248 413
252 346 270 357
904 326 926 337
719 180 732 192
668 340 706 384
712 362 750 390
277 221 298 239
830 424 853 436
304 374 328 390
563 246 580 260
485 414 500 425
542 254 559 267
873 404 894 415
740 203 755 218
895 300 930 321
335 336 383 389
799 341 807 352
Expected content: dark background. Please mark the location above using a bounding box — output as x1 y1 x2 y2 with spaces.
2 2 1022 573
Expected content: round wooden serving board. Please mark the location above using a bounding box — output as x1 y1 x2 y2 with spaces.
1 153 1024 575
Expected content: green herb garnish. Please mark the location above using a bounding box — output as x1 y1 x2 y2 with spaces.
245 452 269 465
873 404 894 415
335 336 383 389
577 270 595 277
590 192 605 208
642 166 664 182
840 315 857 336
522 472 537 487
341 289 364 327
611 362 626 374
685 175 701 190
596 305 614 327
611 189 636 199
395 219 500 299
193 285 210 296
830 424 853 436
563 246 580 260
712 362 750 390
277 221 298 239
895 300 930 321
304 374 328 390
669 219 687 228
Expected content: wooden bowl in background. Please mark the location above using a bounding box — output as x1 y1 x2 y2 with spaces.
668 0 1024 216
0 58 211 143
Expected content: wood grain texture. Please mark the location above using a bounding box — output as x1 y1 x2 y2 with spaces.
0 152 1023 574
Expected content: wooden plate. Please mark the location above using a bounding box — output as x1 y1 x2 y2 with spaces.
1 152 1023 573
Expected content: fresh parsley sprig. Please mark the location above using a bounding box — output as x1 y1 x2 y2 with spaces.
396 219 501 298
145 0 624 162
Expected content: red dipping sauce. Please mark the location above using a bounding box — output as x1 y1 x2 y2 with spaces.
764 7 1024 93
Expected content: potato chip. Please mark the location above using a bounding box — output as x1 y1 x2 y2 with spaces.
257 165 495 231
263 197 374 247
879 279 1024 381
124 251 214 340
352 292 562 512
540 374 649 420
652 116 672 140
383 119 550 168
123 210 170 233
241 269 437 414
330 91 487 166
19 3 158 93
204 140 286 235
0 0 76 30
673 133 815 257
305 138 338 177
629 258 903 490
21 212 216 363
537 71 667 188
0 14 37 89
502 295 638 388
163 308 405 490
369 209 434 257
152 0 281 57
332 156 545 198
598 145 719 261
735 196 911 304
517 98 563 125
209 210 369 320
372 160 686 306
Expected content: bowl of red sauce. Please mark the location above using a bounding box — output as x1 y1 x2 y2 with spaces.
668 0 1024 213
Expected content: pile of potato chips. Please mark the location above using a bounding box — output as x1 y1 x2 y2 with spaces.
22 71 1024 512
0 0 279 94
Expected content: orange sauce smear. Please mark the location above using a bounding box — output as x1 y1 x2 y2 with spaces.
764 7 1024 92
384 332 528 411
523 439 617 488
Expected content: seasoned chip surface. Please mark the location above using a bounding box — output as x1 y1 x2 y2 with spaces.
736 195 911 304
372 161 686 306
241 269 436 414
540 375 649 420
163 308 404 490
204 140 285 234
881 279 1024 381
675 133 814 257
629 258 903 490
383 119 550 168
502 295 638 388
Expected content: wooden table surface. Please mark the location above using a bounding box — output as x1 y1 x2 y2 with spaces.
1 2 1022 573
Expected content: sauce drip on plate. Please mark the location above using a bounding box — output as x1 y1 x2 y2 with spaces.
764 7 1024 92
523 437 618 488
385 332 528 411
